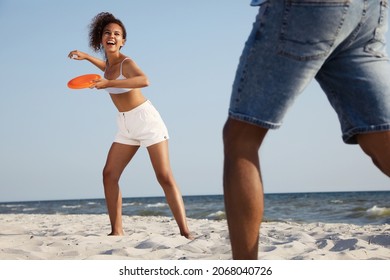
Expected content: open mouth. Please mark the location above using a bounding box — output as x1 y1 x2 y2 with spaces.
107 40 116 45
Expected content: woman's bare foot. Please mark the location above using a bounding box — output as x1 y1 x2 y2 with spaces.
181 231 195 240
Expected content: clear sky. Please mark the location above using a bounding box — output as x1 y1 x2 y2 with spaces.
0 0 388 202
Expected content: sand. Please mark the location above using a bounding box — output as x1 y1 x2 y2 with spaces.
0 214 389 260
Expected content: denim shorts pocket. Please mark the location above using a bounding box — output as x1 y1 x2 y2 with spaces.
278 0 350 61
364 0 388 57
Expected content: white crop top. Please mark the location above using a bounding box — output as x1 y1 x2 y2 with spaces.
104 58 133 94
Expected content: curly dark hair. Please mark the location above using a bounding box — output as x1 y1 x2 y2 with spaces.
88 12 127 52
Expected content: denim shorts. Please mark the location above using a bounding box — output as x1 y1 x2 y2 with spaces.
229 0 390 144
115 100 169 147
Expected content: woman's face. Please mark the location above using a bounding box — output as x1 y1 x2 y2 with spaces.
102 23 125 53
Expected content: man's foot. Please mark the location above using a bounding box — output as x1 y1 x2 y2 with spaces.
108 230 124 236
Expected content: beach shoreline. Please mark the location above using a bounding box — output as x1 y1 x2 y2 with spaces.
0 214 389 260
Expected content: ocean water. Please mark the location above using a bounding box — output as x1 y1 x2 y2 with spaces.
0 191 389 225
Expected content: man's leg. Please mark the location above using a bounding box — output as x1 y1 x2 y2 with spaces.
223 118 268 259
357 131 390 177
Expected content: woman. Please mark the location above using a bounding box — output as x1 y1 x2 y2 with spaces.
68 12 192 239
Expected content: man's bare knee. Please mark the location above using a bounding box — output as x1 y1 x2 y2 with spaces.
357 131 390 177
223 118 268 153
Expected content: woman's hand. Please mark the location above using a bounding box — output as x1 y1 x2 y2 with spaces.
90 78 109 89
68 50 106 71
68 50 89 60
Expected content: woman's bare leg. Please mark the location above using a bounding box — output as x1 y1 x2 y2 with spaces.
103 142 139 235
147 141 193 239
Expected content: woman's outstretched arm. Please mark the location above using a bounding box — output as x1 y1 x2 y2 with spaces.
68 50 106 71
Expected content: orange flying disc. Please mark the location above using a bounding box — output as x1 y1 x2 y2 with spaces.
67 74 101 89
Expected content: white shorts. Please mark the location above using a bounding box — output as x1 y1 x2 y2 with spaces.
114 100 169 147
